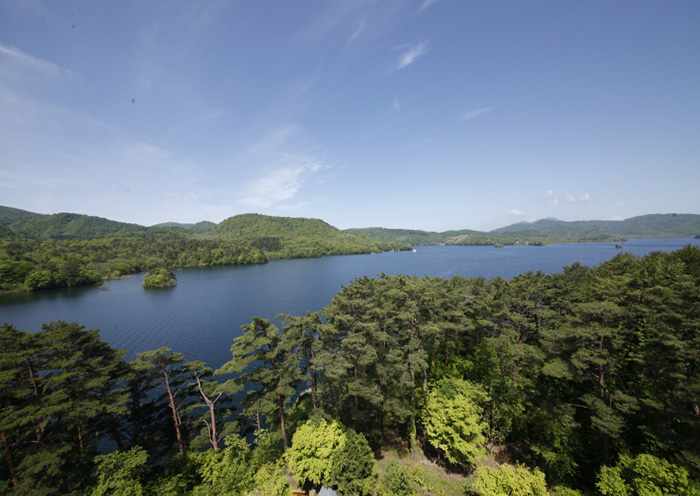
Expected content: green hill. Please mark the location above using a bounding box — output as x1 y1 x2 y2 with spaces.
345 227 445 246
151 221 216 231
0 205 41 226
493 214 700 238
200 213 410 259
8 212 150 239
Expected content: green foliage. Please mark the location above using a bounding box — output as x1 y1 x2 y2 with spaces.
216 317 296 450
596 454 694 496
0 321 129 494
470 464 549 496
191 435 255 496
91 446 149 496
327 429 375 496
202 213 410 258
0 236 265 293
376 459 419 496
286 419 375 494
2 243 700 494
286 419 346 487
143 267 177 288
421 378 489 466
247 460 291 496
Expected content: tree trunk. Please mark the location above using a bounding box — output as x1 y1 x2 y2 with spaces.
107 412 124 451
0 430 19 488
162 365 185 458
194 371 221 450
277 393 288 452
305 347 318 409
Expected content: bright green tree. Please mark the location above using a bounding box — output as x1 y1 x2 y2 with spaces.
596 453 696 496
421 377 488 466
286 419 345 488
91 446 149 496
471 464 549 496
191 435 255 496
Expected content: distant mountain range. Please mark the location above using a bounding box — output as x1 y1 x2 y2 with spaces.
1 205 699 247
491 214 700 238
349 213 700 246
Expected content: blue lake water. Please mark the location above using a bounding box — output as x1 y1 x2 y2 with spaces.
1 238 698 369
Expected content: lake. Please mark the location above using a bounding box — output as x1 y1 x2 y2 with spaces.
1 238 698 369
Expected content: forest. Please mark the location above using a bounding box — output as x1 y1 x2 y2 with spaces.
1 246 699 495
0 210 409 293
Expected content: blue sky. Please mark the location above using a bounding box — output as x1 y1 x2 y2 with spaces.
1 0 699 232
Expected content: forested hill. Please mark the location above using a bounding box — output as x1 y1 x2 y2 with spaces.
151 221 216 231
0 208 183 240
0 207 409 293
348 213 700 246
493 213 700 238
197 213 409 259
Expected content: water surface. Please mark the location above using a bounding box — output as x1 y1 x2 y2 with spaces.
1 238 697 368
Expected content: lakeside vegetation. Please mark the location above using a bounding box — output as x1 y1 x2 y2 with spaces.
0 207 409 294
1 246 699 494
2 206 699 294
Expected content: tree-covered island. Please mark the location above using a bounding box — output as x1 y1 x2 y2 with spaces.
1 245 699 494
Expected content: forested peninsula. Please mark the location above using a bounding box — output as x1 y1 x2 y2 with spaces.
2 205 699 294
2 246 699 495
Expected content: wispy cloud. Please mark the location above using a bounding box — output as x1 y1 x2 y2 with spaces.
420 0 440 12
459 107 492 121
397 42 427 69
241 124 302 159
393 97 400 111
546 190 593 206
239 161 326 209
508 208 527 217
0 43 75 81
347 18 366 44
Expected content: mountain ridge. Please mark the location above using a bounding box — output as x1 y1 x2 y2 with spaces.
1 205 699 244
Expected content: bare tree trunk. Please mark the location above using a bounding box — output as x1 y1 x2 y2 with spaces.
278 393 288 452
162 365 185 458
194 371 222 450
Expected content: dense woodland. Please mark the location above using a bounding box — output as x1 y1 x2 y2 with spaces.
2 246 699 495
0 208 409 293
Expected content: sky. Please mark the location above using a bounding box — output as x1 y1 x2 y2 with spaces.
1 1 699 232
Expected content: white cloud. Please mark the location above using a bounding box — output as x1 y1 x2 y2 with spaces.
397 42 427 69
239 162 325 208
546 190 560 206
547 190 593 206
393 97 400 111
459 107 492 121
508 208 527 216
